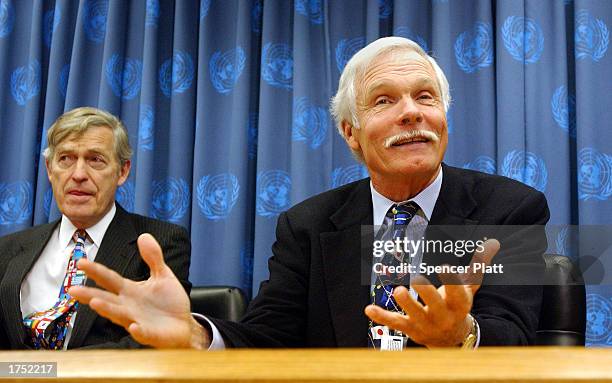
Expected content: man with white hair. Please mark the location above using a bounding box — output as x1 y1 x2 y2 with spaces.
71 37 548 349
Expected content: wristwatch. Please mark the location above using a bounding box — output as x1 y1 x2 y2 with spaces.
460 314 478 349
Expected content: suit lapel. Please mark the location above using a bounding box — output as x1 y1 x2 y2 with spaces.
68 206 138 348
430 164 479 226
424 164 481 286
0 222 58 349
321 180 372 347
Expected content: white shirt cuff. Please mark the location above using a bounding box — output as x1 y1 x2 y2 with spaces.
192 313 226 350
474 316 481 348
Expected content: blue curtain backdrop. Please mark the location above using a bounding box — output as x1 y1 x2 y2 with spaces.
0 0 610 346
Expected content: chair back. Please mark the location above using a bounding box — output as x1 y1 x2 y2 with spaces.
190 286 247 322
536 254 586 346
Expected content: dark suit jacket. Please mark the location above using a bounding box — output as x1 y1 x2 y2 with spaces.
0 204 191 349
212 163 550 347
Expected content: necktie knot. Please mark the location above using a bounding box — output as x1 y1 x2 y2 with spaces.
387 201 420 227
73 229 88 245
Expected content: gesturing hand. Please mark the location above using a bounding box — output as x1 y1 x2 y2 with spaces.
365 239 500 347
70 233 210 349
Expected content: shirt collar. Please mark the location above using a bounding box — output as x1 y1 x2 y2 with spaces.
58 203 117 248
370 167 443 226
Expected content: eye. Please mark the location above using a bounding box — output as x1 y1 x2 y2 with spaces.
375 96 392 105
88 155 107 169
417 92 438 105
57 154 75 167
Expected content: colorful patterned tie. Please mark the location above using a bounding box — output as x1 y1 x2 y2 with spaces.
23 230 88 350
369 202 420 349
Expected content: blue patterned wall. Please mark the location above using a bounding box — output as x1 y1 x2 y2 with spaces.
0 0 610 346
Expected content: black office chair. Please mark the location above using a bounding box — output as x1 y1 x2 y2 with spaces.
535 254 586 346
189 286 248 322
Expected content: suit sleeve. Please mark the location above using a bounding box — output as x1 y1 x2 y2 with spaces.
472 190 550 345
209 211 310 347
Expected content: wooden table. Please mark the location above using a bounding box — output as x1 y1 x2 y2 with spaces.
0 347 610 382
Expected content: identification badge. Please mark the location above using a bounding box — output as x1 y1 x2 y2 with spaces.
380 335 404 351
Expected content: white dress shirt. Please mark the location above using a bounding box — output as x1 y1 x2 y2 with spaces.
370 168 442 227
20 204 117 349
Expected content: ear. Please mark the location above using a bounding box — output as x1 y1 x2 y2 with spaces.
342 121 361 152
117 160 131 186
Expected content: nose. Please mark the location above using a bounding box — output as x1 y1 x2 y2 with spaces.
71 158 89 182
395 96 423 125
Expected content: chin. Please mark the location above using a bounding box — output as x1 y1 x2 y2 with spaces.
390 158 440 176
65 210 92 221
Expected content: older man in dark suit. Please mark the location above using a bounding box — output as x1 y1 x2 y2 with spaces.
0 107 190 349
71 37 548 349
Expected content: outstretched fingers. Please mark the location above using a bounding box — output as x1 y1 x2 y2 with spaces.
76 258 128 294
409 276 444 314
88 297 135 329
364 304 417 335
69 285 120 306
393 285 427 322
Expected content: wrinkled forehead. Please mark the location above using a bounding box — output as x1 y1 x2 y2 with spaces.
364 49 436 80
355 49 439 97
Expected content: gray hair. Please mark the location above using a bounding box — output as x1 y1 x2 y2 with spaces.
43 106 132 167
330 36 451 140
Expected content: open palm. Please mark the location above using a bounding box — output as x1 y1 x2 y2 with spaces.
70 233 208 349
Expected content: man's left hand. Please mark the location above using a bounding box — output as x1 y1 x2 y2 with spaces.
365 239 500 348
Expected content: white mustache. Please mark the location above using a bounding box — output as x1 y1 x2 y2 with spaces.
384 130 440 148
